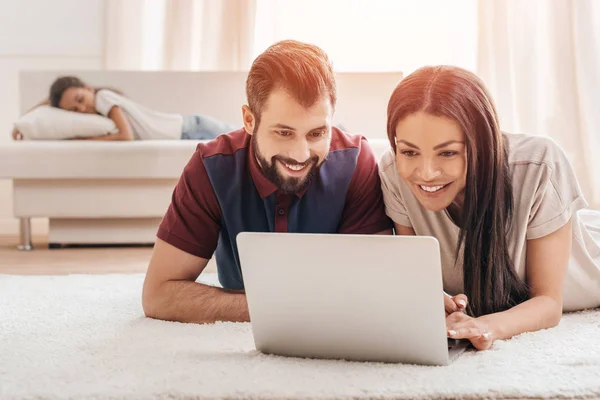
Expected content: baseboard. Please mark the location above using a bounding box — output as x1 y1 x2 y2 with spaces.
48 218 159 244
0 218 49 237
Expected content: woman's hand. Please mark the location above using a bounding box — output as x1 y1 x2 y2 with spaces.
444 292 468 316
446 311 494 350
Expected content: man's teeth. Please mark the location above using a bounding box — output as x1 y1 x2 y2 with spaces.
284 163 304 171
420 184 445 193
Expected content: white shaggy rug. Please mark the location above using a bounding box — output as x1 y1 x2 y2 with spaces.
1 273 600 400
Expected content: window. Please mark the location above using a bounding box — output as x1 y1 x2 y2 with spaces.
253 0 479 74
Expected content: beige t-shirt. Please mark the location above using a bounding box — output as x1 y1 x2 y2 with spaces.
95 89 183 140
379 132 600 312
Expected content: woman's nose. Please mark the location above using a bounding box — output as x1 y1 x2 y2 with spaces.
419 160 441 181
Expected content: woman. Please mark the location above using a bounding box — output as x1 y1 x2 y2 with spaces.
12 76 237 141
379 66 600 350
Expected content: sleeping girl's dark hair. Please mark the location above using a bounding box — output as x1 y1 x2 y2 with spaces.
49 76 124 107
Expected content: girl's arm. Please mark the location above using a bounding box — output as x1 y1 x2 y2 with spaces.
447 220 571 349
27 98 50 113
74 106 134 141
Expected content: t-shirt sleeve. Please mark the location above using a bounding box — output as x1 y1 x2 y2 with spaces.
526 140 588 239
156 146 222 259
337 138 393 234
94 89 122 116
378 150 412 227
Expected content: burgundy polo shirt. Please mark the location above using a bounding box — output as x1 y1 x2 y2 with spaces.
157 127 392 289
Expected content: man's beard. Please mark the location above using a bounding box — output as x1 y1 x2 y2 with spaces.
252 135 321 195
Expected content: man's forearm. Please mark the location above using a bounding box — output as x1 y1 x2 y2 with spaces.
145 280 250 324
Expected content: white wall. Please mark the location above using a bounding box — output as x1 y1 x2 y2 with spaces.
0 0 105 236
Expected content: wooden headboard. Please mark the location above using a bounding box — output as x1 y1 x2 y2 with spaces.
19 70 403 140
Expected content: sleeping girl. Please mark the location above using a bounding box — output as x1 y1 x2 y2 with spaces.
11 76 237 141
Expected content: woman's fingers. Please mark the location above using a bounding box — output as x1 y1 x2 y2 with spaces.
444 293 468 316
447 326 489 340
447 316 490 341
446 313 495 350
453 294 468 310
444 293 458 315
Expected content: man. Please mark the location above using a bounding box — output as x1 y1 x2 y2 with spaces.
142 40 393 324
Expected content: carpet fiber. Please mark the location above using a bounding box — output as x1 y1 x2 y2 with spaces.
1 273 600 400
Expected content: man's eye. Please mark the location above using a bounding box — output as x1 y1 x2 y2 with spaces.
310 131 325 138
278 130 292 136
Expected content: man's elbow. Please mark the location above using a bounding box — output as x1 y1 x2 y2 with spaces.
142 298 156 319
141 283 162 319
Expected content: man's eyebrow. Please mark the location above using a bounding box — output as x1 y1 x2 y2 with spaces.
270 123 296 130
270 124 328 132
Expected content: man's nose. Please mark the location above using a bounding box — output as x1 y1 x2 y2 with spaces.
289 139 311 163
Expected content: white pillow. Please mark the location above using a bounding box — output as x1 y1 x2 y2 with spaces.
14 106 118 140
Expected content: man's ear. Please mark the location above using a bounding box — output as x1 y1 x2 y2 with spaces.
241 105 256 135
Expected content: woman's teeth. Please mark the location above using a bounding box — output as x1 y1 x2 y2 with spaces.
420 184 446 193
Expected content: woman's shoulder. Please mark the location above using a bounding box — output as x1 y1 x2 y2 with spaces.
377 146 411 194
504 132 572 171
378 146 396 174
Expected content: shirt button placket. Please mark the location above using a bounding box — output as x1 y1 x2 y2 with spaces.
274 194 288 232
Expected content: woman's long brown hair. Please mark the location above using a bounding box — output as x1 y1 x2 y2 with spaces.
386 66 529 317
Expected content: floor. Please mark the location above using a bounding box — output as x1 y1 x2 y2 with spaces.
3 234 599 400
0 235 216 275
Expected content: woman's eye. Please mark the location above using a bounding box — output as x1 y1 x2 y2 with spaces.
440 151 457 157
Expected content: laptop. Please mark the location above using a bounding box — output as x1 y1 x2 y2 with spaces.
236 232 471 366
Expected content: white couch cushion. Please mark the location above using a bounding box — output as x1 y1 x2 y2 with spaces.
0 138 392 179
0 141 200 179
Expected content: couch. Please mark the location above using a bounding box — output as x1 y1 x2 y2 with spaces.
0 71 400 250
